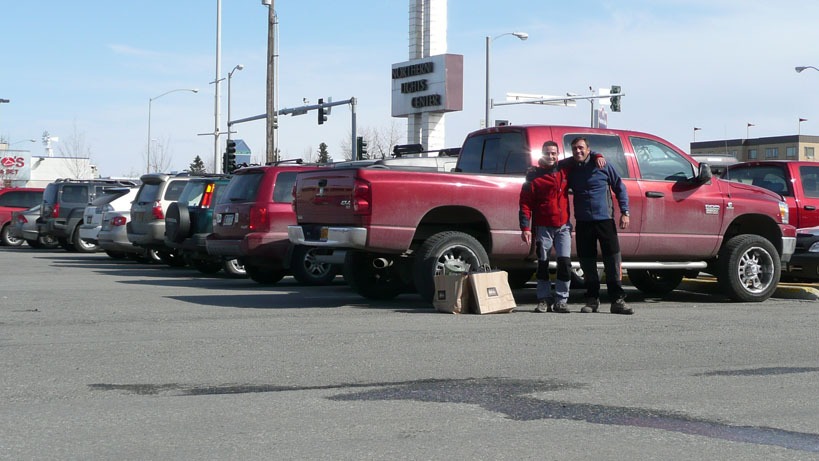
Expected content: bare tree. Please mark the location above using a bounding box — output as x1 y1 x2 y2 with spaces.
57 120 94 179
340 120 407 161
148 135 174 173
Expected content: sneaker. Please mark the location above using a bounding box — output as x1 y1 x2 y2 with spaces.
553 301 570 313
580 297 599 313
610 298 634 315
534 299 553 313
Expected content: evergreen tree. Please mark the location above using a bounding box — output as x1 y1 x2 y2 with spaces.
189 155 207 174
317 142 332 164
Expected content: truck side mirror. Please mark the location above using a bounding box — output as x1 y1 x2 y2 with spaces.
696 163 713 184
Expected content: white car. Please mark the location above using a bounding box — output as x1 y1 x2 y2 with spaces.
79 187 139 245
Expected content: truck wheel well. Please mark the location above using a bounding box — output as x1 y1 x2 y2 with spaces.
411 206 491 252
722 215 783 256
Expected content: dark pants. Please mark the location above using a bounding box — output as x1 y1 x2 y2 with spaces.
575 219 625 300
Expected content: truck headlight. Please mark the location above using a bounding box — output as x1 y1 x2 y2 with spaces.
779 201 789 225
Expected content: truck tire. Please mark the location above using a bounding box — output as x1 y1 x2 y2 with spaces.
717 235 780 302
413 231 491 303
222 258 246 278
290 245 337 285
72 226 98 253
246 264 286 285
627 269 685 295
343 251 406 300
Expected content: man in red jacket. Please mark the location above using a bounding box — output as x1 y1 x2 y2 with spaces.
519 141 574 313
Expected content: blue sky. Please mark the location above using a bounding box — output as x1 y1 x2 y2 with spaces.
2 0 819 177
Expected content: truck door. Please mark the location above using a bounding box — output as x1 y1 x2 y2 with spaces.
797 164 819 228
629 136 722 258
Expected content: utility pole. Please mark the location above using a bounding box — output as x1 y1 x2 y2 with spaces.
214 0 223 173
265 0 277 163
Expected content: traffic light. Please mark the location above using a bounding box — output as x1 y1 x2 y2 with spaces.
272 114 279 129
317 98 328 125
610 85 622 112
356 136 368 160
225 139 237 172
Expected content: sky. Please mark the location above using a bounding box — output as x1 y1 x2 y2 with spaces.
2 0 819 178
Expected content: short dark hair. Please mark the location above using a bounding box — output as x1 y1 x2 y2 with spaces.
570 136 589 147
542 140 559 151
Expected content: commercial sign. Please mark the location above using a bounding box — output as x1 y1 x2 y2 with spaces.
0 150 31 181
391 53 463 117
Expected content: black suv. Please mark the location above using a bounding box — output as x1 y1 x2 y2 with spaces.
40 178 139 252
164 175 245 277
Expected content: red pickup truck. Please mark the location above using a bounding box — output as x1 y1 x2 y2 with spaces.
288 125 797 303
722 160 819 229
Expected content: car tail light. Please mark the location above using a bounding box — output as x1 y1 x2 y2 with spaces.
249 206 269 231
52 203 60 218
151 201 164 220
352 179 371 215
111 216 127 226
201 183 215 208
16 214 28 224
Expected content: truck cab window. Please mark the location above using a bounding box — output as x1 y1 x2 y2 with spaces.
457 132 527 174
630 137 694 181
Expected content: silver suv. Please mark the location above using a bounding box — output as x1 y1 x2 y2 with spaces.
126 173 191 266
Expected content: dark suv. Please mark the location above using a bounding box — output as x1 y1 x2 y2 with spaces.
206 162 337 285
164 175 245 277
0 187 44 246
127 173 192 266
40 179 138 252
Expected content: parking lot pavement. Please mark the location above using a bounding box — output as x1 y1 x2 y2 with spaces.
678 276 819 301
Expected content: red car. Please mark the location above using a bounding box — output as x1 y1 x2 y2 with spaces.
0 187 44 246
205 163 338 285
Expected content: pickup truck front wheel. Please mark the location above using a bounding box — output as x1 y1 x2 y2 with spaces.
414 231 490 303
343 251 407 300
717 235 780 302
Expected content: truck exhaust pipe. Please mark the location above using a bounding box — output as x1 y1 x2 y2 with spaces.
372 258 393 268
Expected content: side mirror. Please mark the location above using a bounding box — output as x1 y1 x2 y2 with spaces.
696 163 713 184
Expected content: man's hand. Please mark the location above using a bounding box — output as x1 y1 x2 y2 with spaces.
521 230 532 245
619 214 630 229
595 155 607 169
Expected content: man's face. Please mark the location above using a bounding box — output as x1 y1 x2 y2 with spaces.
572 140 590 162
538 146 559 167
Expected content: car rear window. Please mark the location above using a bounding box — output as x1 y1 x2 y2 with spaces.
178 181 208 206
43 184 58 205
273 172 298 203
164 180 189 201
0 190 42 208
60 185 89 203
136 183 161 203
219 172 264 204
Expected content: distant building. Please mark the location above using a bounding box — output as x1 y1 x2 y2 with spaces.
690 135 819 162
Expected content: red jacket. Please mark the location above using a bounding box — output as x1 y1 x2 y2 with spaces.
519 163 570 230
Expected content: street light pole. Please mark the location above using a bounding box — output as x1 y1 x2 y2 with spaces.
795 66 819 73
485 32 528 128
147 88 198 174
227 64 244 142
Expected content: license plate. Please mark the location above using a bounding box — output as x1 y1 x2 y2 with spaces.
320 227 329 240
86 217 92 224
222 213 235 226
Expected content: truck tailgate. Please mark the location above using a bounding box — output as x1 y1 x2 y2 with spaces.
294 169 360 225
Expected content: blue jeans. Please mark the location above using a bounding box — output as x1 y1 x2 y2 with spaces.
534 223 572 303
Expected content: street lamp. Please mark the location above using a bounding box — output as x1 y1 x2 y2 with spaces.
485 31 528 128
795 66 819 73
147 88 198 174
227 64 244 142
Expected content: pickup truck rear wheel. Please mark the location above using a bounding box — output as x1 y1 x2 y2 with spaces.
245 264 286 285
717 235 780 302
627 269 685 295
414 231 490 303
290 245 338 285
343 251 405 300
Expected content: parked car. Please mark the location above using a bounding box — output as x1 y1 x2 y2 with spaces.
164 175 245 277
206 162 338 285
782 226 819 282
126 173 192 266
8 205 60 249
79 186 139 245
40 178 138 252
0 187 44 246
98 209 159 262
